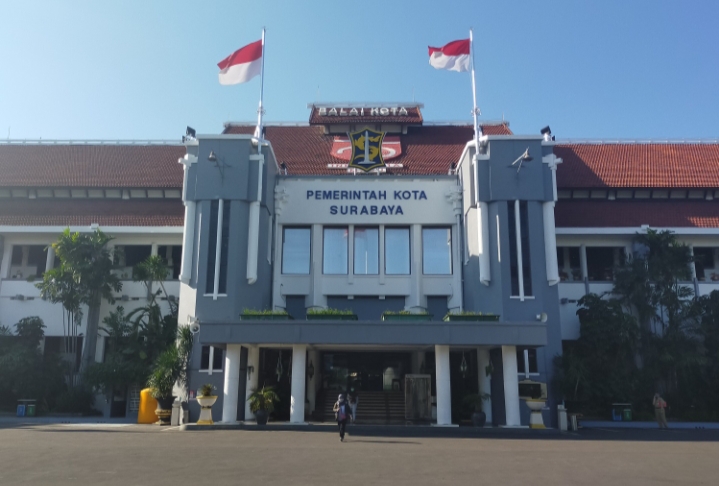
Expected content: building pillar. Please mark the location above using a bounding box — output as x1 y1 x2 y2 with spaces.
412 351 426 374
20 245 29 268
435 345 452 426
501 345 521 427
222 344 242 423
45 246 55 273
179 201 196 284
579 245 588 280
290 344 307 424
244 345 260 421
477 348 492 425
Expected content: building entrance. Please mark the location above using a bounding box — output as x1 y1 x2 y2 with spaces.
321 352 411 393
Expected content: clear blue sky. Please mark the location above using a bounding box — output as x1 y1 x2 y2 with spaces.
1 0 717 141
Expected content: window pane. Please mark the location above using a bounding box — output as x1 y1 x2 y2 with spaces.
323 228 348 274
385 228 410 275
520 202 532 295
282 228 311 274
354 227 379 275
516 347 538 373
212 347 224 371
423 228 452 275
507 202 519 295
200 346 211 370
218 202 231 294
205 200 219 293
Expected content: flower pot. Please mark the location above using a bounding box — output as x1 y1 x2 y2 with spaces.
154 396 175 426
382 314 433 322
525 399 547 429
443 315 500 322
196 395 218 425
254 409 269 425
471 411 487 427
306 314 358 321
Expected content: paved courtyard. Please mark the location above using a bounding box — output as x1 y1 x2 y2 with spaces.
0 424 718 485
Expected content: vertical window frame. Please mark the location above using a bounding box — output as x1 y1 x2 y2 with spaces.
384 227 411 275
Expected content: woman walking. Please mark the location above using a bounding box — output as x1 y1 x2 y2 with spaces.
653 393 669 429
333 393 353 442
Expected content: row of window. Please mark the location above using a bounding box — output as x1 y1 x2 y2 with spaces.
282 227 453 276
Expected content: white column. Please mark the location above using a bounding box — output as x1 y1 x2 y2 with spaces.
244 345 260 420
151 243 159 257
179 201 196 284
0 242 12 279
45 246 55 273
579 244 588 280
222 344 242 423
501 345 521 427
290 344 307 424
435 345 452 426
477 348 492 425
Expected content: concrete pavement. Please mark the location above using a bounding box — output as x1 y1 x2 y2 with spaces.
0 423 718 485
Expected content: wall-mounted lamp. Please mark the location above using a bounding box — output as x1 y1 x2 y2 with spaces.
307 360 315 380
247 365 255 379
207 150 217 162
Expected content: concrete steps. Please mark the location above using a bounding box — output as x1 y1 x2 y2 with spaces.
317 390 405 424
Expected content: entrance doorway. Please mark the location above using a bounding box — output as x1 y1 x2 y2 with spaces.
321 352 411 393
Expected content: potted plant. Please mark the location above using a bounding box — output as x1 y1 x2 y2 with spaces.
381 310 433 322
146 327 193 425
444 311 500 322
306 308 358 321
196 383 217 425
247 385 280 425
240 308 292 320
462 392 491 427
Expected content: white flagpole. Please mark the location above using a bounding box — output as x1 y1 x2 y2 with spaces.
255 27 266 140
469 28 481 147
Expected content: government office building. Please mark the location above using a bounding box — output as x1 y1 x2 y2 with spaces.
1 103 718 426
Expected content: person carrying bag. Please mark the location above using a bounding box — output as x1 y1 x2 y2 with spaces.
333 393 353 442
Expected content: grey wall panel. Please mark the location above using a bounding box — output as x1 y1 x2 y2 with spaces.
198 320 547 347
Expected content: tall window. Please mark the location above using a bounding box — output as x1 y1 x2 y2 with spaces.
205 200 231 294
282 227 311 274
422 228 452 275
586 247 625 282
323 228 348 274
385 228 410 275
354 227 379 275
205 201 219 294
200 346 224 373
507 201 532 297
516 347 538 374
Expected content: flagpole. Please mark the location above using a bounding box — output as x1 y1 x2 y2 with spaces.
255 27 266 139
469 28 481 147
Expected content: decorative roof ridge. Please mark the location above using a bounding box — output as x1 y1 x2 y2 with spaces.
224 121 509 128
0 140 182 146
223 122 311 127
557 139 719 145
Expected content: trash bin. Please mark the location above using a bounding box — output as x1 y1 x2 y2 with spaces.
16 404 26 417
622 408 632 421
26 403 36 417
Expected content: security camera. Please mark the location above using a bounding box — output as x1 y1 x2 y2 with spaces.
188 315 200 334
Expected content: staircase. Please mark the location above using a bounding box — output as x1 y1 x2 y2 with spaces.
315 390 405 424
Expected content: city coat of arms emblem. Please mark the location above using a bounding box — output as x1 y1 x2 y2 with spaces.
348 128 386 172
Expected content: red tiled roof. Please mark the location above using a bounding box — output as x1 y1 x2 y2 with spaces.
0 199 184 227
224 123 513 175
555 200 719 228
555 143 719 189
308 105 423 125
0 144 185 188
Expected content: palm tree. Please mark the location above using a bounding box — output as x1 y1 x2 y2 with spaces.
37 229 121 376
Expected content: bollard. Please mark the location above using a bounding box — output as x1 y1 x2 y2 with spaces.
557 404 568 432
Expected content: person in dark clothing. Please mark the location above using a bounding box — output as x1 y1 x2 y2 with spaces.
333 393 353 442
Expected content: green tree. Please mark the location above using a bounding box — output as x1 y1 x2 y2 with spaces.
37 229 121 376
0 317 65 411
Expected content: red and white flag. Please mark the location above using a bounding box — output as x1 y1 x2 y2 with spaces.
217 39 263 85
428 39 470 72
